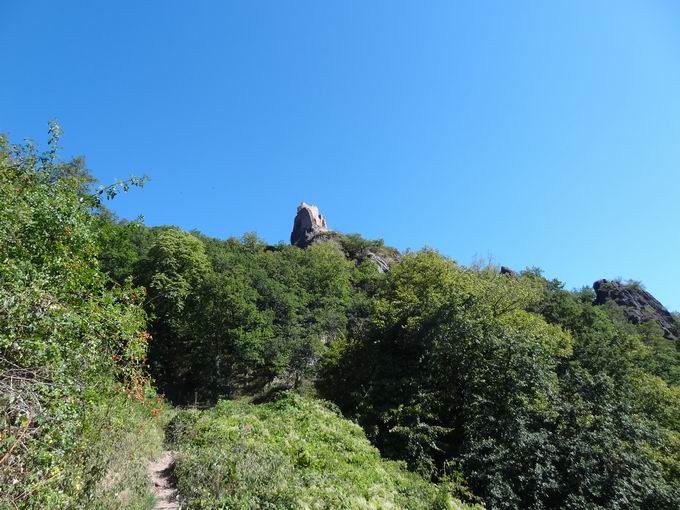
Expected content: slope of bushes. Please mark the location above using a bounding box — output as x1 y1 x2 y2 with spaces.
167 393 481 510
9 123 676 509
320 258 680 508
99 210 680 508
0 128 163 509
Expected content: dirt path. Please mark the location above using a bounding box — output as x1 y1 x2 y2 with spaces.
148 451 180 509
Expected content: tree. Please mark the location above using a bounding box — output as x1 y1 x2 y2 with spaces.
320 251 680 508
137 229 211 402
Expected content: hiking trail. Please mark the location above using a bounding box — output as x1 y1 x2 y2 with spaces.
148 451 180 509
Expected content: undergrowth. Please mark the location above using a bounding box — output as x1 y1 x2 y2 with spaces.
167 393 482 510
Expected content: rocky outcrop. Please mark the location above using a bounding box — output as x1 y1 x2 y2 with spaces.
289 202 400 272
290 202 330 248
358 251 390 273
593 279 678 341
500 266 518 277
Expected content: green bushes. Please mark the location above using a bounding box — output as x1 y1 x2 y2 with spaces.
320 253 680 508
96 217 680 508
78 128 680 507
92 219 680 508
0 128 162 508
75 394 165 510
168 393 481 510
319 252 571 505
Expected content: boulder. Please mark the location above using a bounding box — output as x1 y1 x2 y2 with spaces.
593 279 678 341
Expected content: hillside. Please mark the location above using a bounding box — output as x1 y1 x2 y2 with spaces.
167 394 480 509
2 130 680 509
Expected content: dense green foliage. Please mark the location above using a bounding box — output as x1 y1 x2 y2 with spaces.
4 124 679 509
98 206 680 509
99 225 371 403
0 129 163 509
320 258 680 508
167 393 481 510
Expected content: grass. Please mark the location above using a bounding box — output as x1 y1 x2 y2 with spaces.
86 394 168 510
167 393 482 510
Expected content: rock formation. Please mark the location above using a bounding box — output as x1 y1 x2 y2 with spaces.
358 251 390 273
500 266 518 277
290 202 330 248
289 202 399 272
593 279 678 341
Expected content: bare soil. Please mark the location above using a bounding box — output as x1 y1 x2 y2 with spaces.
148 451 180 509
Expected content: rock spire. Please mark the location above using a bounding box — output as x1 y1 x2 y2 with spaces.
290 202 330 248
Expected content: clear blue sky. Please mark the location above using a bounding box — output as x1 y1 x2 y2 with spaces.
2 1 679 311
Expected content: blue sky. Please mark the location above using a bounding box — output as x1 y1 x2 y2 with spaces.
2 1 679 310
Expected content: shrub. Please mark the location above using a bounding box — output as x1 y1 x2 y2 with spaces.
0 126 162 509
169 393 482 509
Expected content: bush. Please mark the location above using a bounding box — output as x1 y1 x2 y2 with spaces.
168 393 482 509
0 126 162 509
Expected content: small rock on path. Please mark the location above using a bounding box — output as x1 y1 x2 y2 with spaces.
148 451 180 509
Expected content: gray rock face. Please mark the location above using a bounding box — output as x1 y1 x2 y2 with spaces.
593 279 678 341
290 202 330 248
360 251 390 273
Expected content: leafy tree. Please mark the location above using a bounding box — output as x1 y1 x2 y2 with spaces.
320 251 571 505
135 229 211 402
527 271 680 507
106 225 360 403
321 253 680 508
